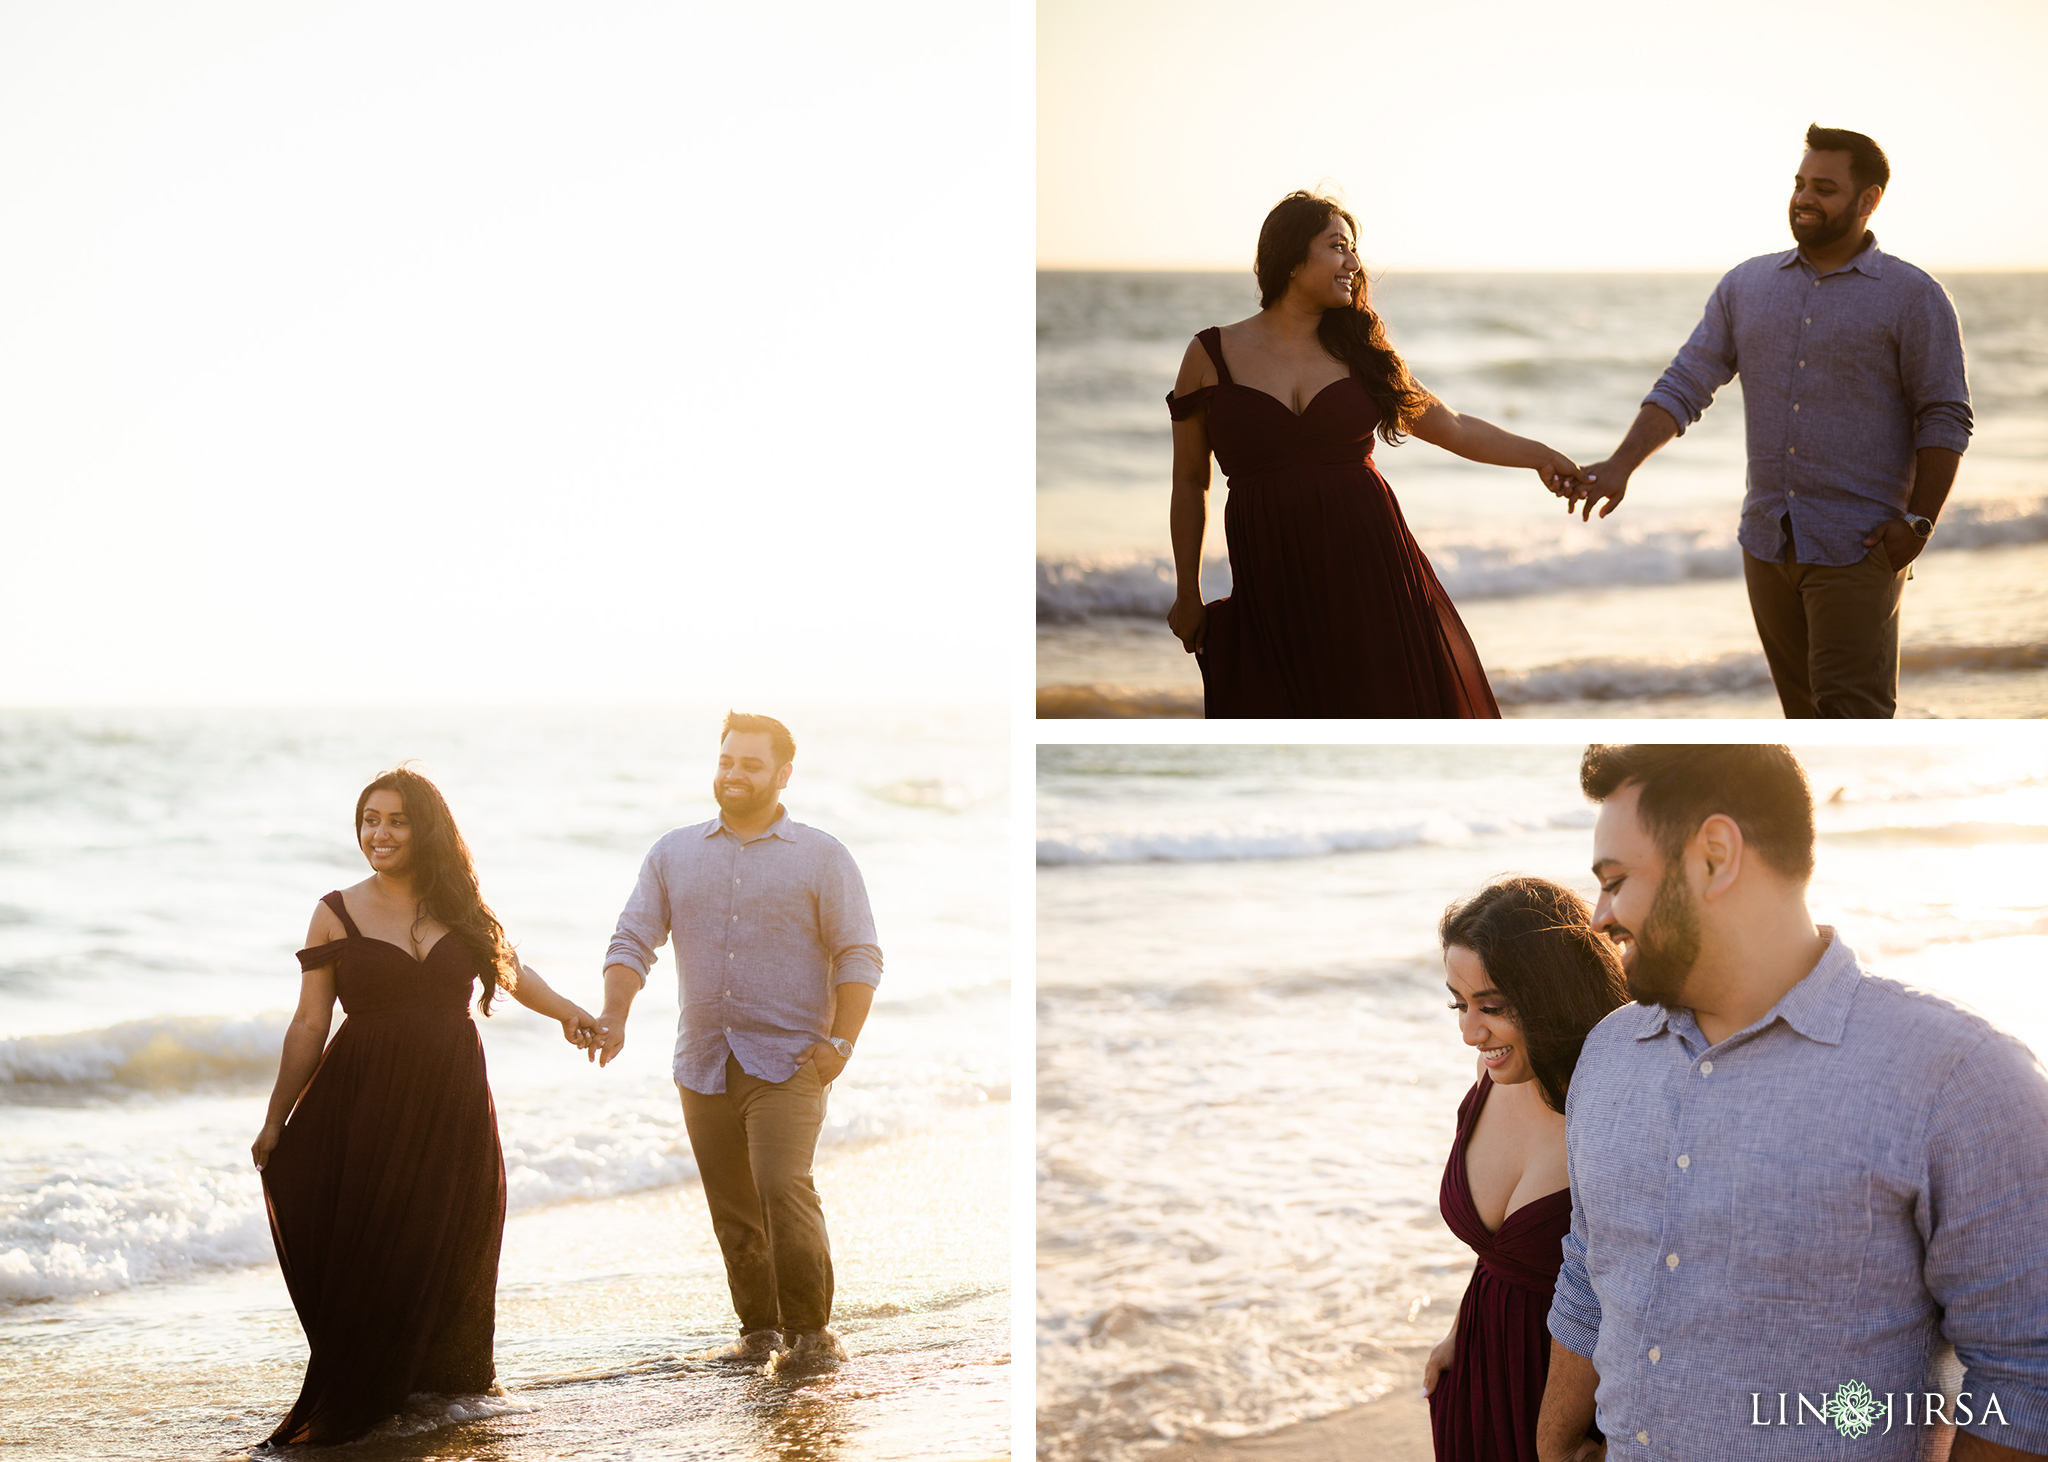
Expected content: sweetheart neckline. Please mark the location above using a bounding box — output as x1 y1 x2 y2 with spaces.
1227 377 1355 419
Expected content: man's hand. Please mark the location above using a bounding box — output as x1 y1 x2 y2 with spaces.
793 1040 849 1084
1565 460 1631 521
589 1014 627 1067
560 1006 601 1049
1861 516 1929 570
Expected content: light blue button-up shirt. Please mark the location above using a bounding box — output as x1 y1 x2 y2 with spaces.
1643 235 1972 567
1550 930 2048 1457
605 809 882 1093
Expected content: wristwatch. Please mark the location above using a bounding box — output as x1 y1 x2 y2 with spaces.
1901 513 1934 538
825 1036 853 1059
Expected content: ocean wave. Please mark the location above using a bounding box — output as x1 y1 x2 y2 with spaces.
0 1015 287 1090
1037 808 1581 867
0 1038 988 1303
1038 498 2048 622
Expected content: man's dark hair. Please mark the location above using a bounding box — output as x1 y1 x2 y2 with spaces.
721 711 795 768
1440 876 1628 1115
1805 123 1890 195
1581 745 1816 882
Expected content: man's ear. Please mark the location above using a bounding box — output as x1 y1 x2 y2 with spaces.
1696 813 1744 901
775 761 793 790
1858 183 1884 221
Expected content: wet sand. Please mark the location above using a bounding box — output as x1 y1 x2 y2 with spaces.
1151 1344 1435 1462
0 1105 1009 1462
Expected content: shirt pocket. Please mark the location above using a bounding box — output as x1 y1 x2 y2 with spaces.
1730 1151 1871 1304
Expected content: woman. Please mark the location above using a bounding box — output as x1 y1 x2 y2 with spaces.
1425 877 1625 1462
1166 190 1583 718
251 766 597 1445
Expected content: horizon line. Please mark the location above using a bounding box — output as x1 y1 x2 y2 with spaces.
1036 260 2048 275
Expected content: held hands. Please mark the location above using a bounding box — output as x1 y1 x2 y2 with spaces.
1532 447 1587 501
560 1006 602 1051
1167 594 1207 655
793 1040 849 1084
1862 516 1929 570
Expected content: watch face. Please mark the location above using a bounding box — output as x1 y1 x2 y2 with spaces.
1908 515 1934 537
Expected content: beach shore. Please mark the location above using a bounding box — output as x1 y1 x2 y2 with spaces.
0 1104 1009 1462
1152 1344 1435 1462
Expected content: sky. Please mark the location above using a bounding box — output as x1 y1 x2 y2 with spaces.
1039 0 2048 271
0 1 1028 705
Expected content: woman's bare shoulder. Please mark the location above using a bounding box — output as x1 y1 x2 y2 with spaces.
1174 335 1218 395
305 897 345 947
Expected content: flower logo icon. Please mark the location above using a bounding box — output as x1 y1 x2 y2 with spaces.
1824 1380 1879 1439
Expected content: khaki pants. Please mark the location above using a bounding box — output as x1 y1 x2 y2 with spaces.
679 1052 833 1334
1741 529 1908 719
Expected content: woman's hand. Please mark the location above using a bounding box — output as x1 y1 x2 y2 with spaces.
1532 446 1584 499
560 1006 600 1050
1167 593 1207 655
252 1122 283 1171
1422 1330 1456 1398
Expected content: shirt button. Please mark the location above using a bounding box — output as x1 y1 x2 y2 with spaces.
1793 403 1800 411
1700 1061 1714 1075
1788 489 1797 497
728 951 734 959
1786 446 1795 455
1649 1347 1661 1363
1798 360 1805 368
1666 1252 1680 1268
1638 1432 1650 1445
1676 1154 1690 1169
1804 316 1811 324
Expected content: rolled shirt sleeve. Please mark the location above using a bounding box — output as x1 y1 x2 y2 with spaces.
1642 276 1739 438
819 842 883 987
1921 1027 2048 1446
603 841 674 987
1898 280 1973 454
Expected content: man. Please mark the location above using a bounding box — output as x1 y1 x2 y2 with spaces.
1537 744 2048 1461
1567 126 1972 718
591 712 881 1365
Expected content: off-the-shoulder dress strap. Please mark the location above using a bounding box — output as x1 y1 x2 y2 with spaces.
1195 326 1233 385
320 890 362 940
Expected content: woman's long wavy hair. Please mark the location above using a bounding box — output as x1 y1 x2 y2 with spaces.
355 766 517 1014
1439 876 1627 1114
1256 190 1432 445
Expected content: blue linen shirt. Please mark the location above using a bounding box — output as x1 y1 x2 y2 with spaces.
1549 930 2048 1458
604 809 882 1093
1643 235 1972 567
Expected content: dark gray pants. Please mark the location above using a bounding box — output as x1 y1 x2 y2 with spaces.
1742 526 1908 719
679 1052 833 1334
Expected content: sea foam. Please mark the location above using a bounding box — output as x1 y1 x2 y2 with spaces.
1037 496 2048 622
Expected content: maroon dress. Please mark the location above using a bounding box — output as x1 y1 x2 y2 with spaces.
261 890 507 1445
1428 1074 1583 1462
1166 327 1500 718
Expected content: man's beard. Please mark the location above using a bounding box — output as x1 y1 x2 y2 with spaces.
1789 199 1861 250
713 778 777 820
1624 860 1702 1007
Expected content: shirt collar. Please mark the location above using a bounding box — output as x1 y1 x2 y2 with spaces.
1779 232 1885 280
1632 926 1861 1047
705 807 794 843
